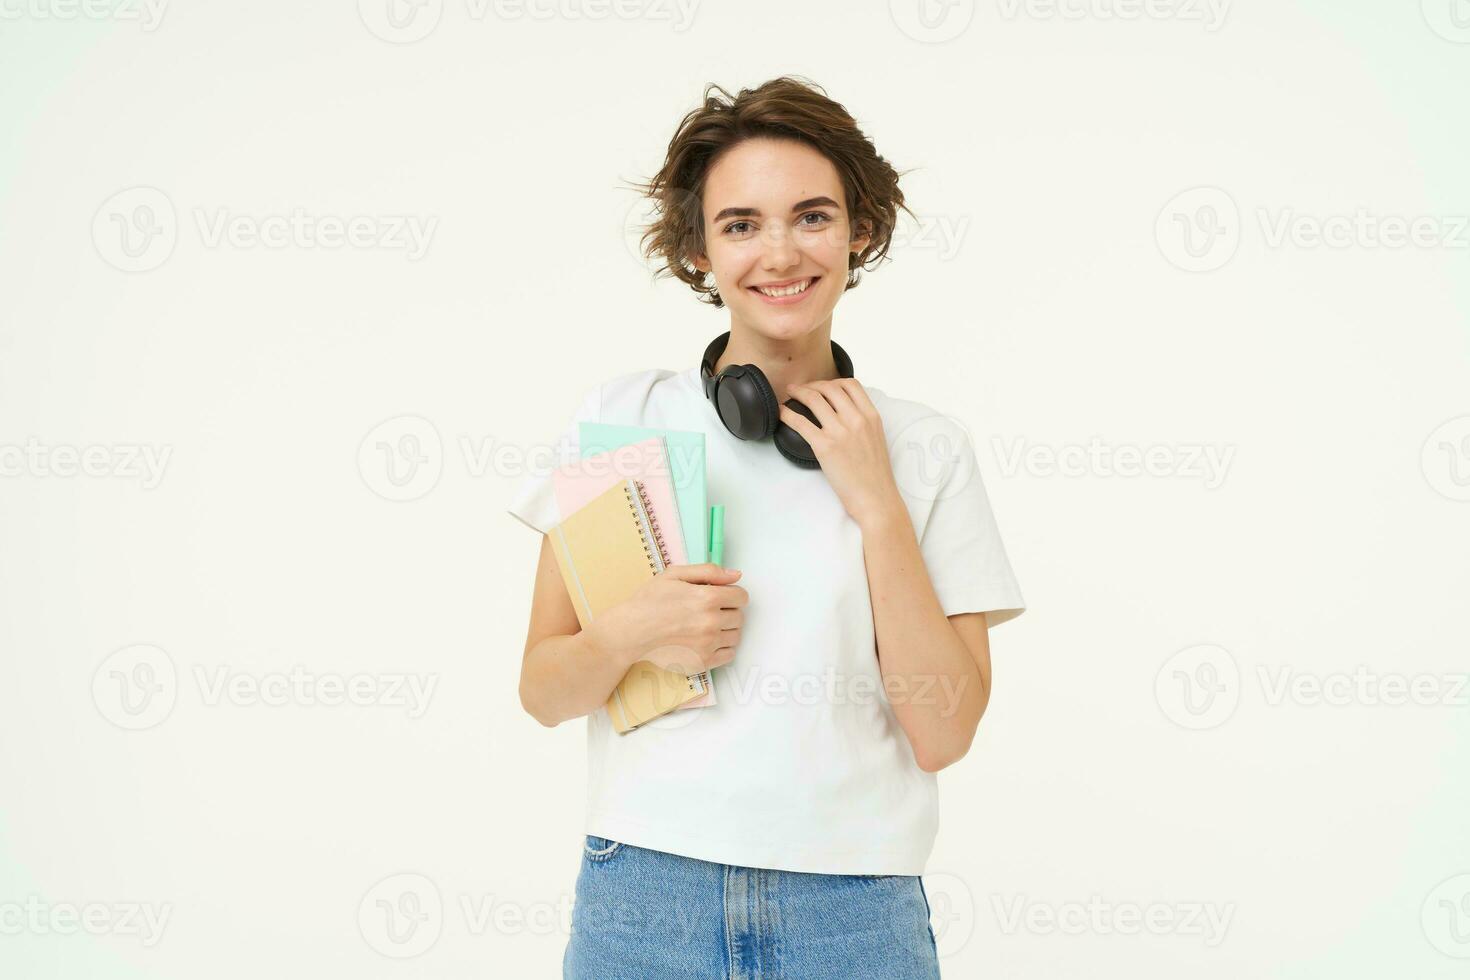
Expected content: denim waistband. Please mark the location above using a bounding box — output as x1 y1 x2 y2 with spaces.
564 836 940 979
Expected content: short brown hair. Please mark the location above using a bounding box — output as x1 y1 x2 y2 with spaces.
627 76 915 308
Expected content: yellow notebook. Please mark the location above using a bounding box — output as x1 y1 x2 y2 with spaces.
547 478 706 733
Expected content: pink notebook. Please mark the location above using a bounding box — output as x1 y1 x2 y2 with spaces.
553 436 687 565
552 437 714 710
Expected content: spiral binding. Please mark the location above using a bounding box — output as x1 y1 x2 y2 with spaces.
626 479 671 572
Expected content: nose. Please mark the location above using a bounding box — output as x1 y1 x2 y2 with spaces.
758 221 799 273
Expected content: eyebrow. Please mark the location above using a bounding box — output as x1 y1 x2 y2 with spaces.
710 196 841 224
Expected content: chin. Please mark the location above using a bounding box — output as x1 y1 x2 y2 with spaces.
738 318 826 346
734 295 836 340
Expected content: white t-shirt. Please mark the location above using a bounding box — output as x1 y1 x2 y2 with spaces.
506 363 1025 875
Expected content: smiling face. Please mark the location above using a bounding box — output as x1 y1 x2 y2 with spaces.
692 137 870 343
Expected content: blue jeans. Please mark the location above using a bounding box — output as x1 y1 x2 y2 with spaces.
564 835 941 979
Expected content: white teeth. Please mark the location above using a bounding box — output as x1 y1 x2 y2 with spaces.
755 278 812 298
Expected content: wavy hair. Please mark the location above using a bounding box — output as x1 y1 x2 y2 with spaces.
626 76 915 308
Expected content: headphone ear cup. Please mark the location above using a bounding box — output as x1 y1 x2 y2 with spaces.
713 367 779 441
774 398 822 469
743 367 780 440
775 431 822 469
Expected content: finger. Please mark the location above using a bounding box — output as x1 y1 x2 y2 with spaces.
818 380 863 418
836 378 880 418
665 563 741 583
708 645 737 668
704 584 749 608
785 381 840 429
778 403 825 448
809 379 862 425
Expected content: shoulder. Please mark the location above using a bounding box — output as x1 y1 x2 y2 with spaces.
863 383 974 451
578 366 692 416
597 366 683 397
590 367 687 405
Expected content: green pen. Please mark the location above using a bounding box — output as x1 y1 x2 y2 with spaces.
709 505 725 567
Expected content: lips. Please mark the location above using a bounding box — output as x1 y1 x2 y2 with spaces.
748 276 820 304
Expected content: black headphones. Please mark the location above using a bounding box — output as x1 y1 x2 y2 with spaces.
700 330 855 470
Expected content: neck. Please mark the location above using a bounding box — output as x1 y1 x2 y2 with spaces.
714 324 841 402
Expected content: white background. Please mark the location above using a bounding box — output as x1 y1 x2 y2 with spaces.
2 0 1468 977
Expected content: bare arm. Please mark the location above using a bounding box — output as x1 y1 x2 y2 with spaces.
861 505 993 772
776 377 997 772
518 536 637 726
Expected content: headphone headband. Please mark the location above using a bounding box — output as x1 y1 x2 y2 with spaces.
700 331 853 399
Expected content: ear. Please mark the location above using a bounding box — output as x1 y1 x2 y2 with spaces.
849 217 873 256
691 253 711 274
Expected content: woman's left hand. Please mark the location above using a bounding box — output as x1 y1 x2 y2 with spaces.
780 379 904 528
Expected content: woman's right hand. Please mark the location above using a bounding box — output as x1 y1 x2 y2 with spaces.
584 564 746 676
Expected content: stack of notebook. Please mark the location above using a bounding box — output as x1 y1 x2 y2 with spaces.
546 427 715 734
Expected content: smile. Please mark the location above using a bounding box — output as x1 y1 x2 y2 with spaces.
749 276 818 305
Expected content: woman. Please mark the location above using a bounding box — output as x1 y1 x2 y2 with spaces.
507 76 1025 979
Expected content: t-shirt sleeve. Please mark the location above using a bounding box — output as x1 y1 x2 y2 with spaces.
505 382 602 535
907 420 1026 627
